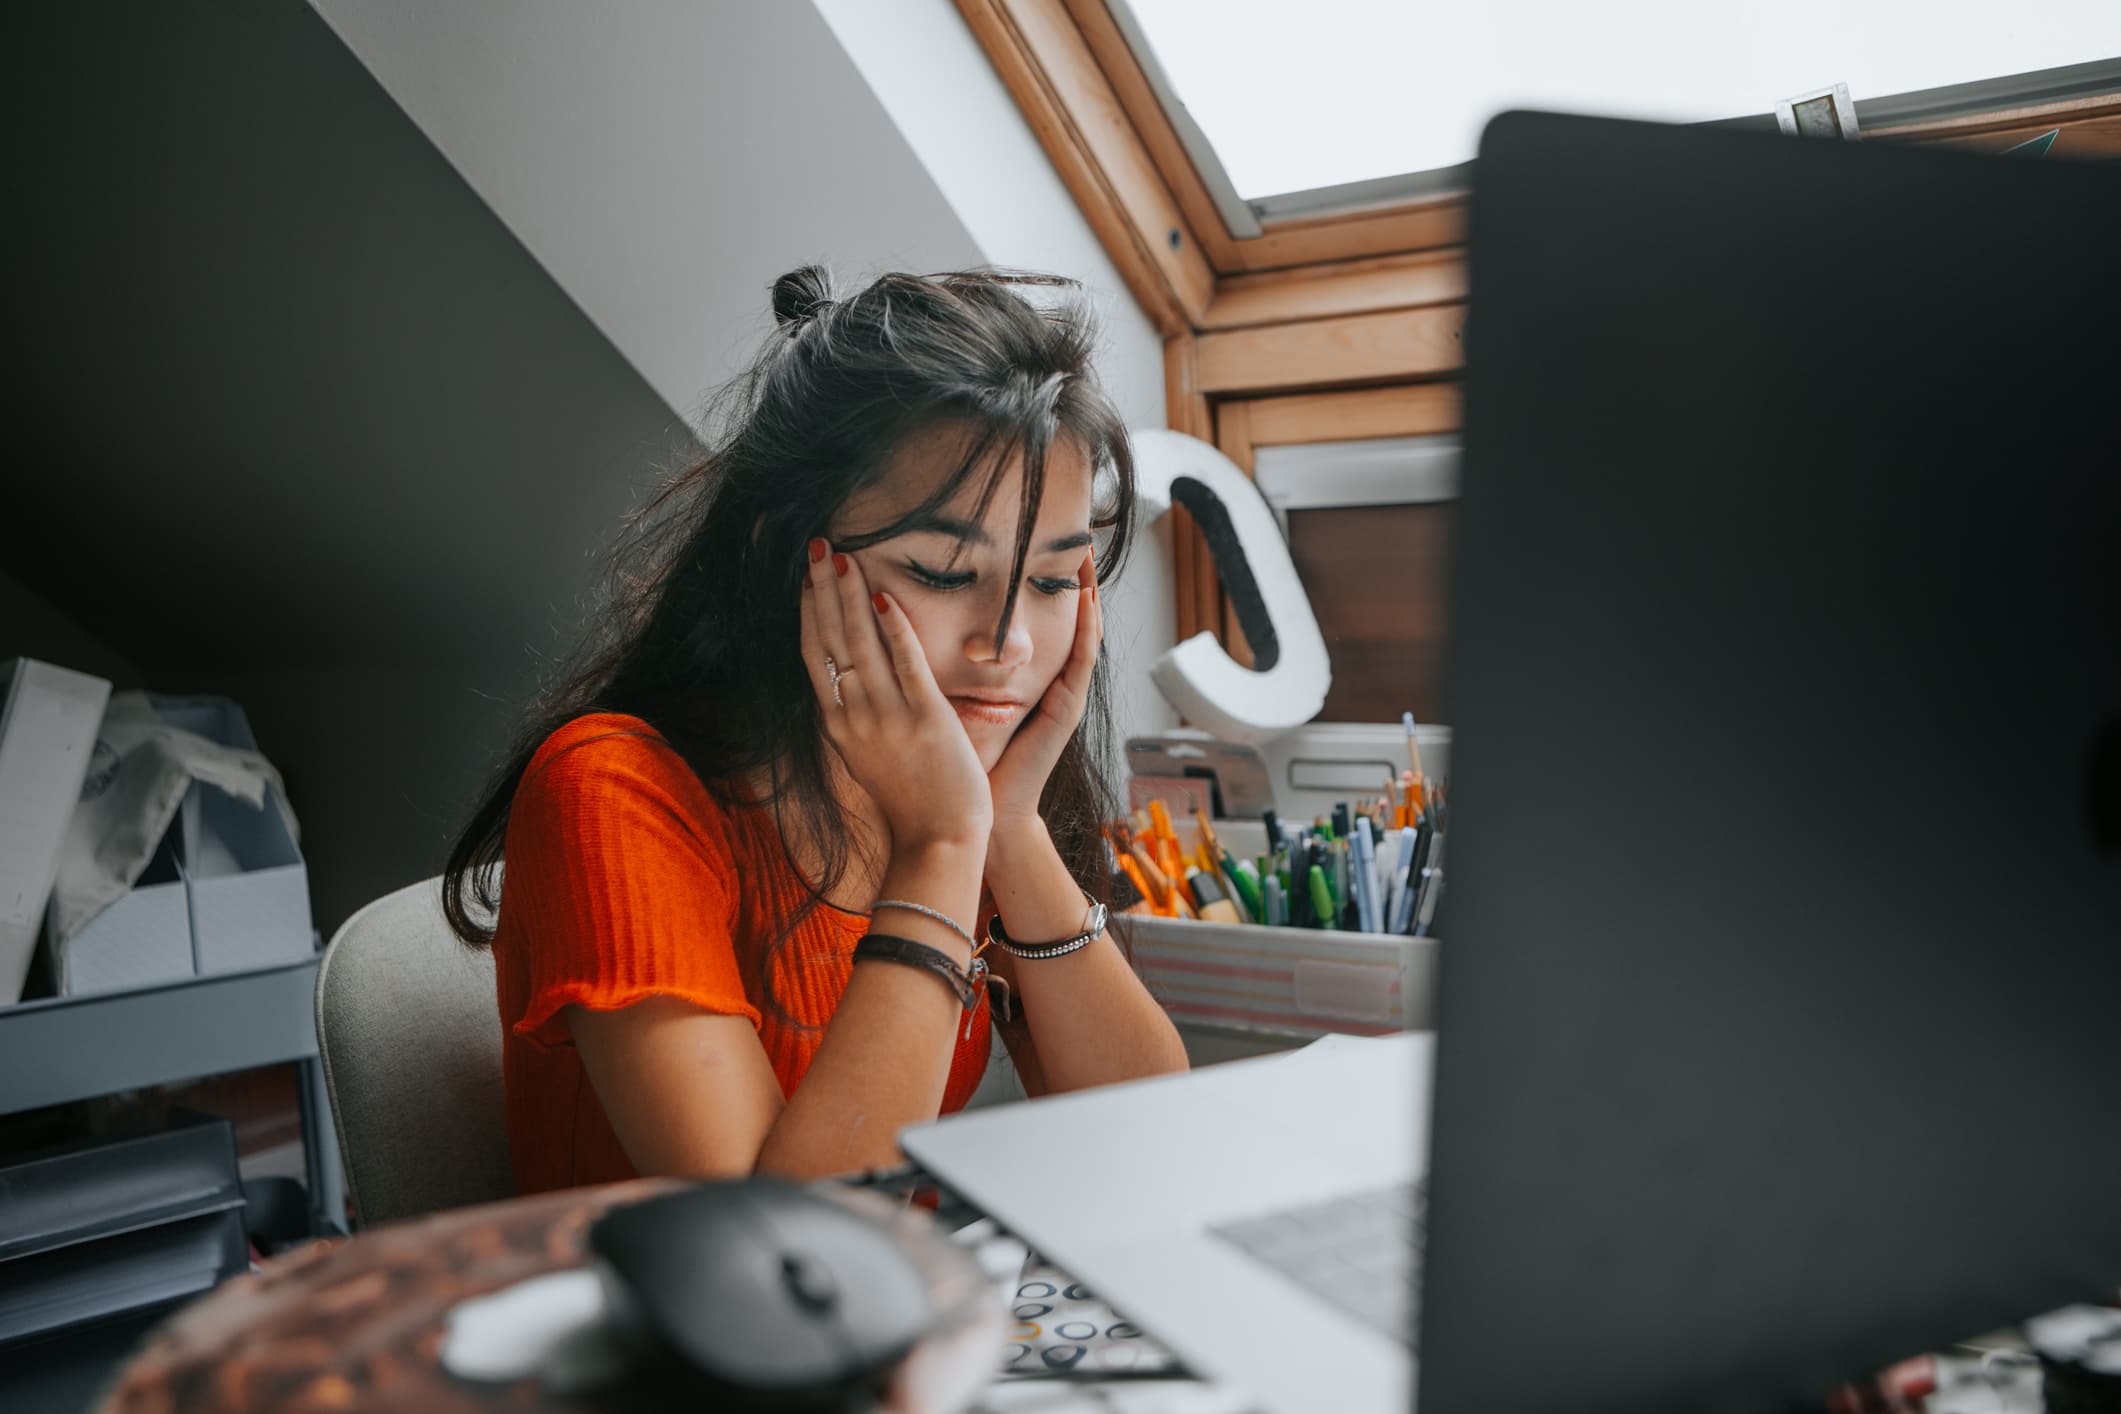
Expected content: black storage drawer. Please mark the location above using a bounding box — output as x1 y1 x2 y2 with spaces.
0 1206 247 1345
0 1114 249 1345
0 1112 243 1263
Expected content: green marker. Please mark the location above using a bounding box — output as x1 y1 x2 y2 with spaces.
1307 864 1338 930
1224 850 1264 922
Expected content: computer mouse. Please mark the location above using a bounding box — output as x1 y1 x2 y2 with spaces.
586 1177 938 1412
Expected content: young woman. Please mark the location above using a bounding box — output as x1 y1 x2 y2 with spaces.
443 265 1189 1192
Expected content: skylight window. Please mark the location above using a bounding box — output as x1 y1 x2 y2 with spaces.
1123 0 2120 206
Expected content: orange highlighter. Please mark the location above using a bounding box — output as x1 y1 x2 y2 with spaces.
1116 853 1158 915
1130 841 1176 916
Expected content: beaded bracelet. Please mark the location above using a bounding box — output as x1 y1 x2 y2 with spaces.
871 898 976 952
985 896 1109 961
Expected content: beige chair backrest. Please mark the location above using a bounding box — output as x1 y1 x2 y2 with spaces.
315 875 514 1227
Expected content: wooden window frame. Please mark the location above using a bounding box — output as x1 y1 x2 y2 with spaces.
952 0 1475 340
1211 387 1463 667
955 0 2121 647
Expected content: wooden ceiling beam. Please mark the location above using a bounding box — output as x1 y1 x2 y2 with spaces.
1226 195 1468 272
1202 248 1467 331
1194 305 1466 396
1240 383 1464 446
1865 90 2121 143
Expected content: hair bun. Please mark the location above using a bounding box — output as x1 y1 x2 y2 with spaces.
771 265 835 330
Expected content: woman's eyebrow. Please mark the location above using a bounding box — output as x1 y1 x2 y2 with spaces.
896 512 988 546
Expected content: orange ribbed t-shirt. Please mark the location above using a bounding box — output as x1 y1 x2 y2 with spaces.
490 712 991 1195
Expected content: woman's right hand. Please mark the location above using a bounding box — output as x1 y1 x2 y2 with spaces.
800 538 992 855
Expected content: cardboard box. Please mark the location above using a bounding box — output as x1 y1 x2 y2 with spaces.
0 660 113 1006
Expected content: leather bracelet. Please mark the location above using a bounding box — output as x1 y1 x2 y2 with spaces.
986 896 1109 960
853 933 987 1011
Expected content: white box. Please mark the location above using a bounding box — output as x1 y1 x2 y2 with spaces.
1113 913 1437 1043
49 826 194 995
155 697 313 977
1259 721 1451 824
42 694 313 995
0 659 113 1005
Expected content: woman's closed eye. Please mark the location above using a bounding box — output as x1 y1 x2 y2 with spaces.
904 560 1080 596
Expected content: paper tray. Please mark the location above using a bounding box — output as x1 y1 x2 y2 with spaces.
1112 914 1436 1041
0 1113 243 1263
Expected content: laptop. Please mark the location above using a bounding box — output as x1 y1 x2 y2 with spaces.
908 1033 1427 1411
907 111 2121 1413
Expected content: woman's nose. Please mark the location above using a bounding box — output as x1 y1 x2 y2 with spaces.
965 600 1035 670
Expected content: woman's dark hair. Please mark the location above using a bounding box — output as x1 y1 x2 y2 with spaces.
441 265 1136 1024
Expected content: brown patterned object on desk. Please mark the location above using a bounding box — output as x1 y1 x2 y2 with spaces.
96 1178 1001 1414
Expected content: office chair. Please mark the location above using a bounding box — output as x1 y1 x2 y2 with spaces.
315 875 515 1228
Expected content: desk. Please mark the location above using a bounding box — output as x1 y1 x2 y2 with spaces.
88 1163 2083 1414
92 1178 1011 1414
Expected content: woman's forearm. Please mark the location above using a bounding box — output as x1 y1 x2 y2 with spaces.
984 820 1189 1093
753 837 986 1180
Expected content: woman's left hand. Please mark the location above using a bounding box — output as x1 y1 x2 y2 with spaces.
986 549 1101 830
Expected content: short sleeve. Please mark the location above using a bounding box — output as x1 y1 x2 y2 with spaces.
500 727 761 1049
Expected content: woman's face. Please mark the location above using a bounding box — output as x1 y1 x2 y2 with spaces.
830 422 1096 773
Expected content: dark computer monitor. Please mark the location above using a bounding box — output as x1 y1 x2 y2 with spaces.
1419 111 2120 1412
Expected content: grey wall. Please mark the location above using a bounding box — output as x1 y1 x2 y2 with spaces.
8 1 692 930
1 568 146 691
309 0 995 425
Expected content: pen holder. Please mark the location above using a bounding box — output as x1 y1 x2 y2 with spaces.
1112 914 1435 1049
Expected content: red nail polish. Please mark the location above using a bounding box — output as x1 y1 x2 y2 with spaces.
833 553 850 577
872 592 889 615
808 538 827 564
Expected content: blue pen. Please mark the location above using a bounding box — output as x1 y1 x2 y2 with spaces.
1352 817 1380 934
1390 832 1425 933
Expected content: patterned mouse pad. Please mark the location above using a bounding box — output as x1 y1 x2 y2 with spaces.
948 1213 1254 1412
998 1259 1181 1379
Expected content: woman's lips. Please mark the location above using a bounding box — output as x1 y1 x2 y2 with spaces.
948 696 1027 726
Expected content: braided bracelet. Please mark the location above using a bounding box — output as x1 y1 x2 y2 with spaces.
871 898 976 952
985 897 1109 960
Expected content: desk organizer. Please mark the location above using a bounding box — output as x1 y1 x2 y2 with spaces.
1113 913 1436 1042
0 1112 248 1345
49 695 314 996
